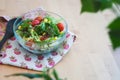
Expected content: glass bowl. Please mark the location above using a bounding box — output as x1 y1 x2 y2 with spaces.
13 11 68 55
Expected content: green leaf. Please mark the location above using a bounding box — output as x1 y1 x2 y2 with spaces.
100 0 112 10
20 19 31 30
43 74 52 80
109 30 120 49
112 0 120 4
6 70 52 80
108 17 120 30
6 73 44 79
52 69 60 80
81 0 112 13
50 23 60 36
108 17 120 49
41 22 46 31
5 69 65 80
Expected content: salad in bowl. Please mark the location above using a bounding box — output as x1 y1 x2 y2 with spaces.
13 11 68 54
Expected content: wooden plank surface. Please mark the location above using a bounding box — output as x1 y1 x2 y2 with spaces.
0 0 5 10
0 0 120 80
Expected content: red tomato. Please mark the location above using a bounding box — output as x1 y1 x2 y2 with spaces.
28 39 34 43
40 36 46 41
40 35 49 41
25 42 32 47
25 39 34 47
57 23 64 32
32 19 40 26
35 16 43 21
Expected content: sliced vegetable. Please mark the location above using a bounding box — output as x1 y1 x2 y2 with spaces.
35 16 43 21
32 20 40 26
57 23 64 32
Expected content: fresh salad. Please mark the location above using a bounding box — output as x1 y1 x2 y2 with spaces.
16 15 65 50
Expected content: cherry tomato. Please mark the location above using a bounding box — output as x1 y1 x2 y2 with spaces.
35 16 43 21
32 19 40 26
25 39 34 47
40 35 49 41
40 36 45 41
57 23 64 32
28 39 34 42
25 42 33 47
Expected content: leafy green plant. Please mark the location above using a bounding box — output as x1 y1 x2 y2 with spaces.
81 0 120 49
6 69 66 80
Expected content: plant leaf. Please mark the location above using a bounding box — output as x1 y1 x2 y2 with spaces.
108 17 120 49
42 70 53 80
6 73 44 79
108 17 120 30
81 0 112 13
112 0 120 4
52 69 60 80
